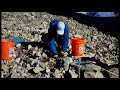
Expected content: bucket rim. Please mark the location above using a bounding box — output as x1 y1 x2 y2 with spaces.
71 38 86 43
2 39 15 44
71 37 86 40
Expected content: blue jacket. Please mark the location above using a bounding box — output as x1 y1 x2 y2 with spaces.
48 20 69 55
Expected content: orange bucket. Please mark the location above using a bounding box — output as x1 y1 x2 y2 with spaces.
1 39 15 60
71 38 86 56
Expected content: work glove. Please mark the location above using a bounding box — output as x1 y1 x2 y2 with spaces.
60 51 68 57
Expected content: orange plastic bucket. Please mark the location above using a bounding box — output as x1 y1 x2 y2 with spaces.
1 39 15 60
71 38 86 56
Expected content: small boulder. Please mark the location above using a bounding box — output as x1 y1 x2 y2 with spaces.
33 67 44 73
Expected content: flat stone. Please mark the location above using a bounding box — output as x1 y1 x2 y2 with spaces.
46 67 50 73
54 73 62 78
84 71 104 78
33 67 44 73
16 43 21 48
11 72 20 78
73 35 83 38
35 46 38 51
42 53 48 59
108 68 119 78
36 51 41 57
15 58 21 63
109 44 114 50
27 64 30 68
69 69 78 78
2 65 9 72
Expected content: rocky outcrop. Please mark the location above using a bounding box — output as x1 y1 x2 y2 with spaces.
1 12 119 78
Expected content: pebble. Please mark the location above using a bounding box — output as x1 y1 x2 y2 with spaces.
28 45 32 50
16 43 21 48
33 67 44 73
15 58 21 63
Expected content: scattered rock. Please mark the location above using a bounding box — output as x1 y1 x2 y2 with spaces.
46 66 50 73
69 69 78 78
15 58 21 63
108 68 119 78
84 71 104 78
2 65 9 72
88 53 95 57
19 76 25 78
54 69 62 78
67 57 73 63
32 50 37 55
35 46 38 51
109 44 114 50
33 67 44 73
73 35 83 38
28 44 32 50
42 53 48 59
81 64 101 72
36 51 41 57
16 43 21 48
11 72 20 78
26 64 30 68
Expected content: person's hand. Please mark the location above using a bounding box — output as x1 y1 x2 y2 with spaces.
53 54 59 59
60 51 68 57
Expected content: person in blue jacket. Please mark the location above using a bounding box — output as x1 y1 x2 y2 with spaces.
48 20 69 59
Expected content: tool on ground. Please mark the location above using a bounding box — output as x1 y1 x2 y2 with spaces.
71 37 86 78
8 37 25 44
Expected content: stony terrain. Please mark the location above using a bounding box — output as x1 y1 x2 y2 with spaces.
1 12 119 78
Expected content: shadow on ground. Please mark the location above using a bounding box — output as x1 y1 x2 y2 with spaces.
20 32 51 58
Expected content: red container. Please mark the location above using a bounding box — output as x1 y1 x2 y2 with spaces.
71 38 86 56
1 39 15 60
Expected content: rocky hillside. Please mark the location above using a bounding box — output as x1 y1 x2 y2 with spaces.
1 12 119 78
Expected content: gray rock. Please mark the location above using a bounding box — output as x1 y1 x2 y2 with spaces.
19 76 25 78
46 66 50 73
55 69 61 74
1 71 4 78
53 69 62 78
28 44 32 50
26 64 30 68
69 69 78 78
2 65 9 72
36 51 41 57
16 43 21 48
80 64 101 72
32 50 37 56
42 53 48 59
15 58 21 63
11 72 20 78
84 71 104 78
73 34 83 38
33 67 44 73
109 44 114 50
108 68 119 78
35 46 38 51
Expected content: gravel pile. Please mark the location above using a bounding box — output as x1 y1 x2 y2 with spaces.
1 12 119 78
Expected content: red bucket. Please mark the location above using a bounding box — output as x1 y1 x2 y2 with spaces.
1 39 15 60
71 38 86 56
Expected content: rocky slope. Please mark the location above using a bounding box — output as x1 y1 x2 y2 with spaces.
1 12 119 78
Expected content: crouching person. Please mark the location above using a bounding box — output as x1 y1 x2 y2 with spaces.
48 20 69 59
